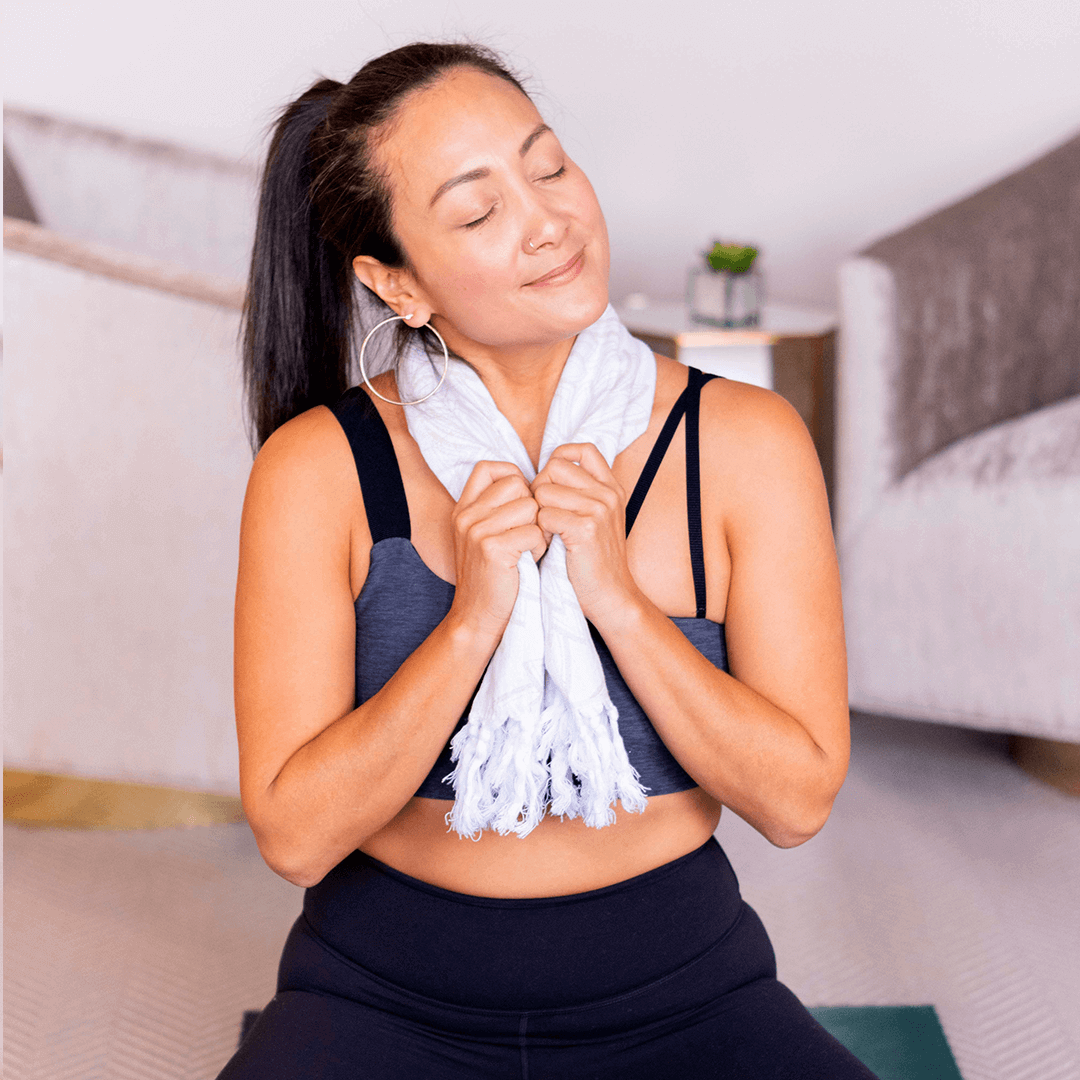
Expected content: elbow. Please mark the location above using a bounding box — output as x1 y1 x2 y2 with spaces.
247 818 313 887
264 855 317 889
244 788 383 889
768 746 848 848
763 787 839 849
765 819 823 850
253 828 328 889
243 794 328 889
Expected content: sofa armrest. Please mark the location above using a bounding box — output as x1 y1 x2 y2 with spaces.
836 256 899 545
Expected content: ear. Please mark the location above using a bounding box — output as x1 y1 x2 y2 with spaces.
352 255 433 327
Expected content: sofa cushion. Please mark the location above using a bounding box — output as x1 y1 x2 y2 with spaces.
841 393 1080 740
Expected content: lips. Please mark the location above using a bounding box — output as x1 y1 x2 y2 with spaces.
525 248 584 287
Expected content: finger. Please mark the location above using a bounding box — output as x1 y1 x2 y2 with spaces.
536 504 585 539
461 495 540 539
528 529 550 564
500 523 546 562
533 461 621 519
546 443 614 484
466 473 534 514
455 478 532 534
531 481 604 517
458 460 527 508
534 455 606 494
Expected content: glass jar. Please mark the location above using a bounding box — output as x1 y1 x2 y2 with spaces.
687 265 763 327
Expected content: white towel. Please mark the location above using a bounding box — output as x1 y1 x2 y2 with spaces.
396 305 657 838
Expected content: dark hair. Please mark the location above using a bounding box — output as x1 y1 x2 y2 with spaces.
241 42 529 451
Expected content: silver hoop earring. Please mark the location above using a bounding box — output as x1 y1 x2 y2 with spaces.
359 315 450 406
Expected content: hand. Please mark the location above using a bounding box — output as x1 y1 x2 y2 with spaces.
531 443 643 625
447 461 548 646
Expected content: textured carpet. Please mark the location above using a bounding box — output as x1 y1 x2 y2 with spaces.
721 716 1080 1080
4 713 1079 1079
2 822 296 1080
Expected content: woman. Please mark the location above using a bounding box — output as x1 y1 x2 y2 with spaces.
220 41 876 1079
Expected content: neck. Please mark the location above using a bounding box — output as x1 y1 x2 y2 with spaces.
437 330 578 471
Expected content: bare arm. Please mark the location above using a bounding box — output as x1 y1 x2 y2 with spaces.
234 405 544 886
533 382 848 847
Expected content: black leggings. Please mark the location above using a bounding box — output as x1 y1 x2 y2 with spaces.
217 838 878 1079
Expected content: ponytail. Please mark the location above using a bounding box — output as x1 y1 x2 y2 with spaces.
242 43 529 452
242 81 349 451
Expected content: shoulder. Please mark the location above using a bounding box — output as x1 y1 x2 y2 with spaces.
647 355 819 475
645 354 684 415
697 375 827 530
242 399 363 548
249 399 355 495
699 374 819 474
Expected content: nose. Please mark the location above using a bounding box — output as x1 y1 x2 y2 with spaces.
521 192 566 254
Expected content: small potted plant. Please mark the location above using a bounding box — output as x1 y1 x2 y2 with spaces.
687 241 762 327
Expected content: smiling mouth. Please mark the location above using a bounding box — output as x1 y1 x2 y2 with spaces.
525 248 585 287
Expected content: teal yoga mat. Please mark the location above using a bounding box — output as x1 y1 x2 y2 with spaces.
809 1005 963 1079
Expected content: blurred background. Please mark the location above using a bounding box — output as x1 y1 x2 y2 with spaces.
4 3 1079 1078
6 0 1080 304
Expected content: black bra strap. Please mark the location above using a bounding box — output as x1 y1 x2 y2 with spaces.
330 386 411 543
332 370 716 611
684 368 718 618
625 367 718 619
624 384 690 537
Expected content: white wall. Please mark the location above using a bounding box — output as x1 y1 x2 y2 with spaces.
5 0 1079 307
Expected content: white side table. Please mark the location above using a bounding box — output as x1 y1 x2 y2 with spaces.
615 299 839 504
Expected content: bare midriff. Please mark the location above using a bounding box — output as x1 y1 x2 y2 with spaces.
359 787 722 898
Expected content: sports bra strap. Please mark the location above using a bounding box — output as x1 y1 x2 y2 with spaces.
625 367 719 619
624 384 690 537
330 386 411 543
684 367 717 618
334 370 717 615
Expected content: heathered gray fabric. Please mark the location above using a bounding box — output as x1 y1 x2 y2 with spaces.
355 537 727 799
863 130 1080 482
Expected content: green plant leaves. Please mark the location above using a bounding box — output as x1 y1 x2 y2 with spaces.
704 241 758 274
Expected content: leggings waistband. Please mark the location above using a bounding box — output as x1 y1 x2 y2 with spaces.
301 836 744 1011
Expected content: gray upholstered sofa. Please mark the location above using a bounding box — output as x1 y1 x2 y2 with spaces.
836 132 1080 787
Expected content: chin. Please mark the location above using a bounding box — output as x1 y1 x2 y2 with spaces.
567 286 611 330
556 270 610 333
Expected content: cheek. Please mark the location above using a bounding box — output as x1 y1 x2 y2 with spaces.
403 223 509 302
568 169 604 220
432 243 517 303
570 177 609 261
416 246 523 339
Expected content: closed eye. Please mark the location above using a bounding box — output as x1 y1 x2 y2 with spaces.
463 207 495 230
462 166 564 230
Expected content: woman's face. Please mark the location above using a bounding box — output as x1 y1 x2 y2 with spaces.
362 67 610 356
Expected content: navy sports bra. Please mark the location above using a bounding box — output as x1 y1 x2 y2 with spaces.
330 366 729 800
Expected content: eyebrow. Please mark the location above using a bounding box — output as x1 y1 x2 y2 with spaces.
428 123 553 207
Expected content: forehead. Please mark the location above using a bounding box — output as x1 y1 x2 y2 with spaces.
376 68 544 209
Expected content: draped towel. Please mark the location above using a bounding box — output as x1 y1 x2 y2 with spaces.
396 305 657 838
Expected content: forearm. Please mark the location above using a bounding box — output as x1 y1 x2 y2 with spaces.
593 591 841 847
256 613 495 886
